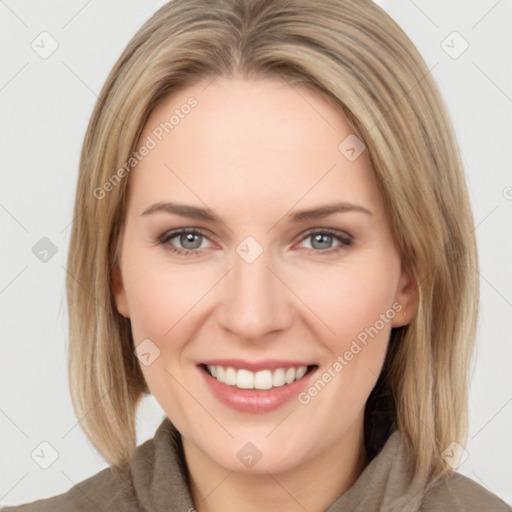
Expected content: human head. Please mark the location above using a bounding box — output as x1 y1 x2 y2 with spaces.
66 0 478 478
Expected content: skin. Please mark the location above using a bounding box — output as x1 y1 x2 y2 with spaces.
113 77 418 512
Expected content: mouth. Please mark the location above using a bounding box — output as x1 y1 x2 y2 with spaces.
200 363 317 390
198 360 318 413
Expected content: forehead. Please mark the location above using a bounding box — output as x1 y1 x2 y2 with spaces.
145 77 350 158
126 78 382 221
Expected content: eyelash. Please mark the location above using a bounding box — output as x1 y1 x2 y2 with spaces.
154 228 353 258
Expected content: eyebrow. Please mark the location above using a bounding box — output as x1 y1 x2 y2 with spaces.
140 201 372 222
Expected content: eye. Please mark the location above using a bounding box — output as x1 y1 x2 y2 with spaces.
155 227 353 257
156 228 212 257
297 229 353 254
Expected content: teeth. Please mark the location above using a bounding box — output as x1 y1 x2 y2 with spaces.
296 366 307 379
254 370 273 390
225 367 236 386
206 365 309 390
236 369 254 389
272 368 285 387
285 367 295 384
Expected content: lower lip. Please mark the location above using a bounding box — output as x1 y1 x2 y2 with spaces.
199 366 316 413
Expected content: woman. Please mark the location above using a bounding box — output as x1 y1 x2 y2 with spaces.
3 0 509 510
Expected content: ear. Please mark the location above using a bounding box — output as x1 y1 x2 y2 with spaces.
391 263 418 328
112 264 130 318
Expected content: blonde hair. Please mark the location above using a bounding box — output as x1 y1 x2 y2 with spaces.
67 0 479 479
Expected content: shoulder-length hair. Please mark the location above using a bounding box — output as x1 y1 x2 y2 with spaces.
67 0 478 479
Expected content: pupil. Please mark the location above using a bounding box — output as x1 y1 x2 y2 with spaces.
313 233 331 250
182 233 201 249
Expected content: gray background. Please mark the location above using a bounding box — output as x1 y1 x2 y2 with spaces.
1 0 511 507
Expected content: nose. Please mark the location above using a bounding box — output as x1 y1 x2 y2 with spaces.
216 245 293 343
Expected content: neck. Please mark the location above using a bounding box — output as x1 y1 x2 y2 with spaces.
183 419 368 512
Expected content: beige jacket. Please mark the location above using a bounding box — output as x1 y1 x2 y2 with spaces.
2 417 510 511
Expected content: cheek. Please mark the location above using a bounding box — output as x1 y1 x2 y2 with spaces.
121 259 210 425
122 256 216 347
294 257 399 422
292 252 400 348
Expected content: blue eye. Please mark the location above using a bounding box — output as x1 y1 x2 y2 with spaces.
156 228 353 257
298 229 353 252
157 229 210 257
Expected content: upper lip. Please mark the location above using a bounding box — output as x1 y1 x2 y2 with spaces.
200 359 316 372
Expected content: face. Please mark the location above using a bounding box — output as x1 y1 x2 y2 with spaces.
113 77 417 476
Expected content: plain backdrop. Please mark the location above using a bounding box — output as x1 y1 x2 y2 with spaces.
1 0 511 507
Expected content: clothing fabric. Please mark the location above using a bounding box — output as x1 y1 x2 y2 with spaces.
2 416 509 511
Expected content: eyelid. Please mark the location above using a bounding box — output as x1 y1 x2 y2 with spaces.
297 227 353 243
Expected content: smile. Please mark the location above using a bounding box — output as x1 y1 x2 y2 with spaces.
198 360 318 413
205 365 309 390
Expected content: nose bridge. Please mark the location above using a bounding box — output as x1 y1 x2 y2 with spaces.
217 240 291 341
